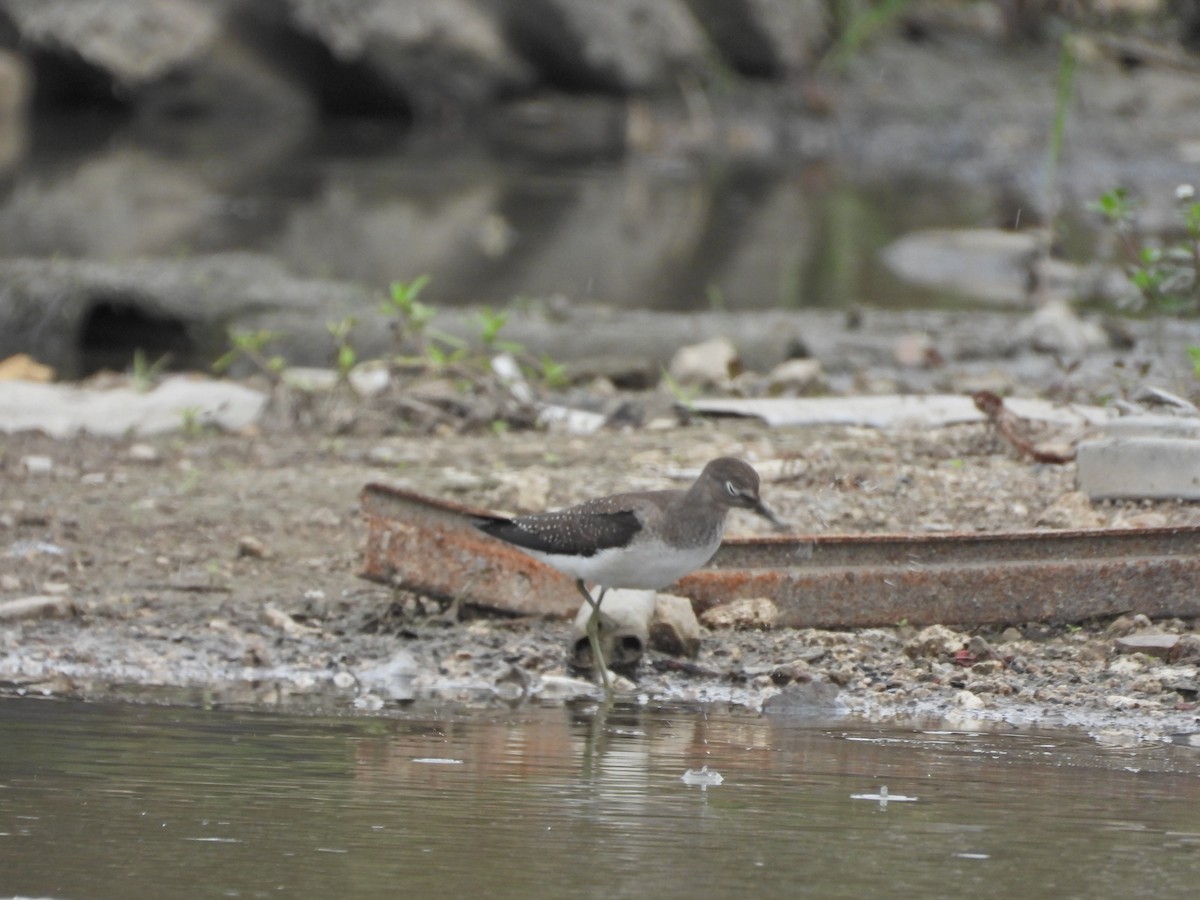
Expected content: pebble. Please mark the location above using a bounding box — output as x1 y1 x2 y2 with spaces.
904 624 967 660
126 443 160 463
1115 633 1179 658
766 358 827 395
1036 491 1104 529
667 337 740 388
699 597 778 630
237 535 270 559
20 455 53 475
893 332 941 368
1107 656 1145 676
1113 511 1169 529
0 595 73 621
649 593 701 658
261 603 318 636
1129 675 1163 694
953 690 985 709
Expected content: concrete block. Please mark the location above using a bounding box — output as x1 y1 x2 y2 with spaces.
1076 436 1200 500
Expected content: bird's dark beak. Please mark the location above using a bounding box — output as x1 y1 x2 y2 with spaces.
752 497 790 531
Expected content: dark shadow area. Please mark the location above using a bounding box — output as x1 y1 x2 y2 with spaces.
77 299 196 378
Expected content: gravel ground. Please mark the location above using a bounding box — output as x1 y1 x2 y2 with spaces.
3 383 1200 738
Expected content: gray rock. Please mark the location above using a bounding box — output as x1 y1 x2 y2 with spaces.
0 256 377 378
3 0 315 123
3 0 218 88
1114 633 1179 658
286 0 533 116
683 0 828 76
501 0 712 92
881 228 1132 307
1014 299 1111 357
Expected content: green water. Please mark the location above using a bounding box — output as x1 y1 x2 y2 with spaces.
1 697 1197 899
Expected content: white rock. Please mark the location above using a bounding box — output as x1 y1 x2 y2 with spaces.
126 443 160 462
1015 299 1110 357
699 597 778 630
650 593 702 657
0 376 267 437
766 358 826 394
20 455 53 474
667 337 740 387
953 689 985 710
1107 656 1145 676
349 361 391 397
0 595 73 621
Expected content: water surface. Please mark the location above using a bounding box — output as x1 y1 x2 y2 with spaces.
2 696 1197 898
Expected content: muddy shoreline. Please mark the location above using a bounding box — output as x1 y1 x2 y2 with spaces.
3 391 1199 737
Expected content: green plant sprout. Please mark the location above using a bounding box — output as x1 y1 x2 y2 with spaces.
380 275 568 389
1091 185 1200 313
382 274 434 353
536 354 569 389
130 348 171 391
326 316 359 381
212 329 287 381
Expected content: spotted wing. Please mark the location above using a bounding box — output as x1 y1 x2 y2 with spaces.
473 508 642 558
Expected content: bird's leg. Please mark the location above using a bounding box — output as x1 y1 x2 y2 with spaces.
575 579 612 695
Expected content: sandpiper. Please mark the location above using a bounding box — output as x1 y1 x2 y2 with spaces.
473 457 785 692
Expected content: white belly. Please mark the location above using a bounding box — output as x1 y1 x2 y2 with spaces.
524 534 721 590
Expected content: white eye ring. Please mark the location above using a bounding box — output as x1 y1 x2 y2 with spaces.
726 481 738 496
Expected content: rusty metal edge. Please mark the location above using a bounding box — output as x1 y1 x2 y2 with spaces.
360 482 1200 627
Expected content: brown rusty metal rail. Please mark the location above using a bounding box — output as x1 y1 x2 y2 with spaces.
360 482 1200 628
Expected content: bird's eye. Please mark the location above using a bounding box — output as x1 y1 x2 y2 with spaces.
726 481 738 496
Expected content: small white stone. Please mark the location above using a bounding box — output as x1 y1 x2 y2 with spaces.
667 337 741 388
349 362 391 397
953 689 985 710
1107 656 1144 676
766 358 827 394
126 443 160 462
20 455 53 475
